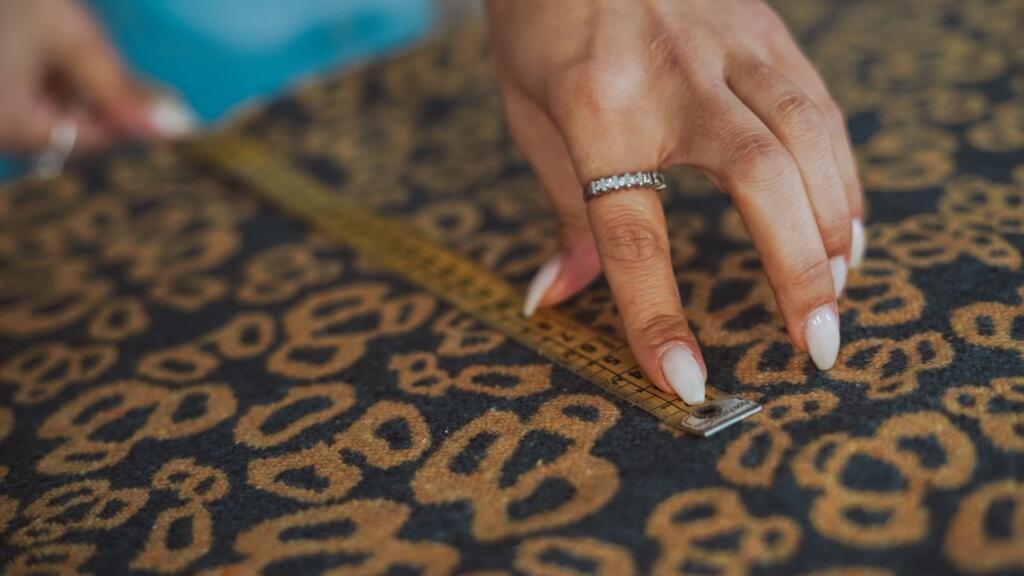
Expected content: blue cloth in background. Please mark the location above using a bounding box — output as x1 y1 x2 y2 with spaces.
0 0 433 180
88 0 433 121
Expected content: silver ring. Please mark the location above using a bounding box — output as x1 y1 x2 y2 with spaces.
584 171 667 202
34 117 78 178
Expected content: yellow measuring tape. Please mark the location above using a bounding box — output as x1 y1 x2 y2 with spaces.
187 134 760 436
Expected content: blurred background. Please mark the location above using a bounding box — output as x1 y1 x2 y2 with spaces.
0 0 475 180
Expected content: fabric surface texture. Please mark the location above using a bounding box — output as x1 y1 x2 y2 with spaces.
1 0 1023 574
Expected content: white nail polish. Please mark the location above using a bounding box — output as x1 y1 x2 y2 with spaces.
660 344 705 405
851 219 866 268
805 304 840 370
147 95 198 137
523 254 562 317
829 256 848 297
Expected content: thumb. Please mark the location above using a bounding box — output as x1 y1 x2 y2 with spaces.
500 83 602 316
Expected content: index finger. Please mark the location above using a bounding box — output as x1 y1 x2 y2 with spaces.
586 186 706 405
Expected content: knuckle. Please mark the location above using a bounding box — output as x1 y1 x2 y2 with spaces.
783 255 833 298
775 92 825 136
632 312 691 345
819 211 853 253
644 30 680 69
551 61 644 122
597 216 667 264
808 167 849 213
643 29 697 76
724 130 791 185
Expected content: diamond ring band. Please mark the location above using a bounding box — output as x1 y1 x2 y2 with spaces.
583 171 667 202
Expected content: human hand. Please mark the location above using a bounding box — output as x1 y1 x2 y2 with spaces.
0 0 192 156
487 0 866 404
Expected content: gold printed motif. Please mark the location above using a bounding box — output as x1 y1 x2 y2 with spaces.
944 377 1024 452
137 312 276 383
830 332 953 399
719 391 840 487
515 536 636 576
133 459 230 573
0 342 116 404
647 487 800 575
36 381 236 475
792 412 975 547
10 479 149 547
412 395 620 541
87 296 149 341
433 309 506 357
945 479 1024 573
840 260 924 327
238 243 342 304
390 351 552 398
268 283 435 380
203 499 459 575
242 385 431 504
953 287 1024 359
4 543 95 575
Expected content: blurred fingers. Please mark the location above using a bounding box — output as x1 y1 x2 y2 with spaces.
0 93 115 154
0 91 54 152
49 2 156 138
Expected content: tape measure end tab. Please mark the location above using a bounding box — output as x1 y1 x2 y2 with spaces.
678 397 761 438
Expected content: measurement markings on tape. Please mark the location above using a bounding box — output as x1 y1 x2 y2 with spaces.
187 134 760 436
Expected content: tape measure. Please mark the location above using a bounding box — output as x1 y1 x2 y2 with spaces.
187 134 760 437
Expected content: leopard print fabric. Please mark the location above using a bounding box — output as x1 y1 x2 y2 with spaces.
1 0 1022 573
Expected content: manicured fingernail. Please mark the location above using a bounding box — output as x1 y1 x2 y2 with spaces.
851 219 866 268
660 344 705 405
805 304 840 370
147 95 197 137
829 256 848 297
523 254 562 317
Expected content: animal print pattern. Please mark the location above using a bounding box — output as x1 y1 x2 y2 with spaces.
1 0 1023 573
